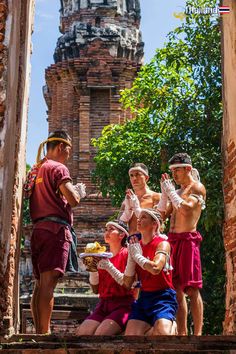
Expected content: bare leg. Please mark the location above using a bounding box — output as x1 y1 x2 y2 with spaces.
38 270 60 334
153 318 173 335
31 280 40 333
76 319 100 335
94 319 122 335
186 287 203 335
125 319 151 335
176 287 188 335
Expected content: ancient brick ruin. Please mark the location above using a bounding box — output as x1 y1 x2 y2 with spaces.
44 0 144 247
222 0 236 335
18 0 145 334
0 0 236 346
0 0 35 335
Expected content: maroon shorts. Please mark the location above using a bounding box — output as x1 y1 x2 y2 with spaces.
86 296 133 331
31 221 72 279
168 231 203 292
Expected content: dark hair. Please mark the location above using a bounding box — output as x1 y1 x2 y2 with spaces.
114 220 129 247
46 130 71 151
129 162 149 175
168 153 192 166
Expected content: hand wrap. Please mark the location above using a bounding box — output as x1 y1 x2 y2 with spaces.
161 179 184 209
155 184 168 212
129 194 142 218
74 183 86 199
98 259 123 286
120 196 133 222
128 243 147 269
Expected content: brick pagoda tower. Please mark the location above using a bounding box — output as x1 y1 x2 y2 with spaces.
44 0 144 244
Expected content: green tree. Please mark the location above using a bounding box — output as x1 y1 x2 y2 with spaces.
92 0 225 334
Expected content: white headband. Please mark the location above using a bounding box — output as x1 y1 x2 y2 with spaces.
129 167 149 177
169 164 200 181
169 163 192 170
106 221 129 237
141 209 161 227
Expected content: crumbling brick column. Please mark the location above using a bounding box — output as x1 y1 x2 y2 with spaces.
222 0 236 334
44 0 144 242
0 0 34 336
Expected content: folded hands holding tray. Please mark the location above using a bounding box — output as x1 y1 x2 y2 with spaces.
79 241 113 272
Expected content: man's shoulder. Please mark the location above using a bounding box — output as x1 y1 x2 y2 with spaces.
148 190 161 202
42 159 69 172
190 181 206 199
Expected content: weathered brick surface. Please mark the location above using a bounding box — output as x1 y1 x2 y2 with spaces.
0 0 34 336
2 334 236 353
44 1 143 240
222 0 236 335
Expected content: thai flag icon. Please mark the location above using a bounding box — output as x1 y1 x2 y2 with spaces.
218 6 230 14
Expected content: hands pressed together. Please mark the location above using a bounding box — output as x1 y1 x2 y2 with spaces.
74 182 86 199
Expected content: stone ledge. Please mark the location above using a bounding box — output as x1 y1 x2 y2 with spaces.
1 335 236 353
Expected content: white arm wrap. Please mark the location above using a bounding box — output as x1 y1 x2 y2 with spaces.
124 252 136 277
155 190 168 212
168 190 184 209
161 180 184 209
129 194 142 218
74 183 86 198
98 259 124 286
89 271 99 286
129 243 147 270
119 197 133 222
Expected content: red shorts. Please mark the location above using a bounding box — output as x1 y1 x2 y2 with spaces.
168 231 203 292
87 296 133 331
31 221 72 279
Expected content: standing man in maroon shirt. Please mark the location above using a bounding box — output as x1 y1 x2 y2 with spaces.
24 130 86 334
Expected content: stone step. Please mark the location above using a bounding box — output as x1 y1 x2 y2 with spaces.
1 335 236 353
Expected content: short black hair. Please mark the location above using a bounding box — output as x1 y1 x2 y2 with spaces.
169 153 192 166
129 162 149 175
46 130 71 151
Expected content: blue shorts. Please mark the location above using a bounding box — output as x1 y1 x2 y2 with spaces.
129 288 178 326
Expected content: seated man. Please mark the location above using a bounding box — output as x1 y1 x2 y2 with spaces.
77 220 135 336
97 209 177 335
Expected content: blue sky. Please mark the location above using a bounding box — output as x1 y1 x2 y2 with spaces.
27 0 186 166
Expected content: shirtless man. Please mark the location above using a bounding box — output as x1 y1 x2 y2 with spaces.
156 153 206 336
119 163 161 235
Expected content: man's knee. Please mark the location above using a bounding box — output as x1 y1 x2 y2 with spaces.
185 287 200 298
39 270 61 290
176 289 185 304
153 319 173 335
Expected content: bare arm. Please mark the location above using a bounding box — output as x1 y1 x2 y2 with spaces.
123 275 135 290
90 284 99 294
144 241 170 275
59 180 80 207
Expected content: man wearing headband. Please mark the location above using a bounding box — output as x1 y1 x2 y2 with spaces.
156 152 206 336
119 163 161 235
120 208 177 335
26 130 86 334
77 220 135 336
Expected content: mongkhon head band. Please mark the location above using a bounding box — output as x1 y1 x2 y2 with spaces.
129 166 149 177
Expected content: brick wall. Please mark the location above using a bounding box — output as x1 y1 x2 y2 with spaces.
0 0 34 336
44 2 143 241
222 0 236 334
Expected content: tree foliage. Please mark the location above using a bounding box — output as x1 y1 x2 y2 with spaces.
92 0 225 334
